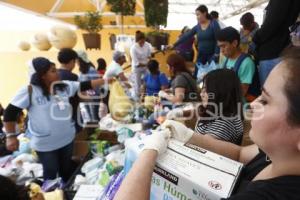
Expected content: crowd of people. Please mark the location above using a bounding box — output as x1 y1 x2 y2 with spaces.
1 0 300 199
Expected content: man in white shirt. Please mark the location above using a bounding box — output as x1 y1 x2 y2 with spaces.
104 51 127 81
130 31 152 101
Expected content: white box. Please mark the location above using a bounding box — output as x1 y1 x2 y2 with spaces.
124 137 243 200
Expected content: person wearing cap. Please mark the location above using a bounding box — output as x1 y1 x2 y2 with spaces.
77 50 101 123
216 26 255 99
130 31 153 101
104 50 128 83
3 57 111 183
57 48 78 81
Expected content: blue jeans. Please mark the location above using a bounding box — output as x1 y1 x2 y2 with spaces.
259 58 281 86
36 142 73 182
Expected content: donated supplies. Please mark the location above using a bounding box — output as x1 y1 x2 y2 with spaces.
125 136 243 200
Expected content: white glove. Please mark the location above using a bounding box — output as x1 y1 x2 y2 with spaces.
161 120 194 143
158 90 169 99
166 108 184 120
143 129 171 155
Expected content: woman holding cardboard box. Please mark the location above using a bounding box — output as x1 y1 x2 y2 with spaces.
114 47 300 200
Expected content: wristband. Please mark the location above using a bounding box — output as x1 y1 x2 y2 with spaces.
6 133 18 138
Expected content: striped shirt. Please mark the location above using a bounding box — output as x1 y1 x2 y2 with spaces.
195 117 243 145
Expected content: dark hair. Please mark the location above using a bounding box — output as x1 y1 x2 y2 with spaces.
196 5 211 20
199 68 243 122
216 26 240 46
78 57 95 74
0 175 30 200
58 48 78 64
135 31 146 42
30 57 54 99
210 11 219 19
166 53 189 76
281 47 300 126
97 58 107 71
240 12 255 30
147 59 160 74
181 26 190 34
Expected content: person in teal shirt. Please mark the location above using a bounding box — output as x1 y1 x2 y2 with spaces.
216 27 255 98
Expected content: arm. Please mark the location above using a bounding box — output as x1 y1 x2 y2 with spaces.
253 0 290 45
118 72 128 82
3 104 23 151
160 85 169 90
79 78 112 91
114 150 158 200
162 120 259 164
212 20 221 55
238 57 255 97
164 87 185 104
130 46 139 67
115 129 171 200
241 84 250 97
188 132 259 164
174 25 198 47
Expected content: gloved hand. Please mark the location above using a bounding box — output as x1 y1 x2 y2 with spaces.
161 120 194 143
158 90 169 99
143 128 171 155
166 108 184 120
6 137 19 152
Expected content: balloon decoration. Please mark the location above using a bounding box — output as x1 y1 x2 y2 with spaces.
48 25 77 49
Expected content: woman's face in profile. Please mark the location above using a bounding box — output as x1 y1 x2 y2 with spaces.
249 63 293 152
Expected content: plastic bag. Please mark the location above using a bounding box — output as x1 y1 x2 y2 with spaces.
195 60 218 83
109 81 134 121
144 96 159 112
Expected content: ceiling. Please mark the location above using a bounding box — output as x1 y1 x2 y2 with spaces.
0 0 269 29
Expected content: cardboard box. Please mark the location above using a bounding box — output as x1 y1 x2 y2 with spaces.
73 141 89 161
124 137 243 200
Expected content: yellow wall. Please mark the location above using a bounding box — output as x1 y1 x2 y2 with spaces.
0 28 180 107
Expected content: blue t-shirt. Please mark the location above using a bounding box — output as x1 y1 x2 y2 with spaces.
58 69 78 81
10 81 79 152
174 20 220 56
144 72 169 96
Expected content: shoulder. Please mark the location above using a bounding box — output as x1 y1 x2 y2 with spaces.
145 42 152 47
242 56 255 65
227 176 300 200
211 19 220 28
239 56 255 71
159 72 168 78
210 118 236 129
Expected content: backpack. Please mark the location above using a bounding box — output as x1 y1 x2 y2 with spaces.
223 53 261 102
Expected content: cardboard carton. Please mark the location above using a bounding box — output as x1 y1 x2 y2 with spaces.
124 137 243 200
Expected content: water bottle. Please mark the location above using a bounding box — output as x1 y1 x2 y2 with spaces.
79 103 91 124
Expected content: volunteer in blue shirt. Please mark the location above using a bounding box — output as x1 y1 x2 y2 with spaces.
142 59 169 96
3 57 111 182
169 5 220 69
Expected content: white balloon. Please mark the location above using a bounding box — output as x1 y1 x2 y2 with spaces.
48 25 77 49
18 41 31 51
32 32 51 51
